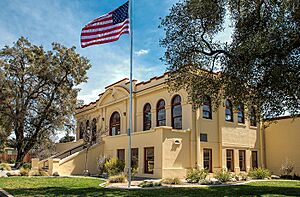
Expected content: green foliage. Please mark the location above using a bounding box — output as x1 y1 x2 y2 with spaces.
214 169 231 182
28 169 49 176
162 177 182 185
21 162 31 170
160 0 300 118
186 168 208 183
248 168 270 179
0 163 11 171
19 167 30 176
108 173 126 183
104 157 125 176
59 134 75 143
97 155 109 175
139 181 162 188
0 37 91 165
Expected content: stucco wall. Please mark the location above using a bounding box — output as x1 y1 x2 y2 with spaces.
265 117 300 175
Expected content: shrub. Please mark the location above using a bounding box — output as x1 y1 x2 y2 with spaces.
0 163 11 171
97 155 109 174
104 157 125 176
28 169 49 176
214 169 231 182
162 177 182 185
280 159 294 176
20 167 30 176
248 167 270 179
108 173 126 183
139 181 162 188
186 168 208 183
21 162 32 170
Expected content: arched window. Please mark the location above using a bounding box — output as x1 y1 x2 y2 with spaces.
79 122 84 139
172 95 182 129
250 107 257 127
203 96 212 119
92 118 97 142
156 99 166 126
143 103 151 131
225 99 233 122
86 120 90 131
237 104 245 124
110 112 121 136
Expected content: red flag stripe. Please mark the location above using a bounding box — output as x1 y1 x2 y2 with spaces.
81 24 130 42
82 19 129 33
81 28 130 45
81 31 129 48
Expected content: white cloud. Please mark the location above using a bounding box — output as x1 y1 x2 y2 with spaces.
134 49 150 56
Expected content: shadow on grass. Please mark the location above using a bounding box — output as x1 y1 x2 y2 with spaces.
4 184 300 197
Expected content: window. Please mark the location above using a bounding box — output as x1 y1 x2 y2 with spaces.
200 133 208 142
144 147 154 174
203 96 212 119
239 150 246 171
156 99 166 126
143 103 151 131
252 151 258 169
225 99 233 122
79 122 84 139
250 107 257 127
110 112 121 136
203 149 212 172
226 149 234 172
131 148 139 169
86 120 90 130
92 118 97 142
237 104 245 124
117 149 125 162
172 95 182 129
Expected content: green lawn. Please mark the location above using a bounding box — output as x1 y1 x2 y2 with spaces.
0 177 299 197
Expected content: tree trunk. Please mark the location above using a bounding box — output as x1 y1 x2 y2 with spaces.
14 149 27 169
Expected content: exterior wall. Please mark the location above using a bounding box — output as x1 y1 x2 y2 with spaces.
265 117 300 175
66 73 262 177
55 139 84 153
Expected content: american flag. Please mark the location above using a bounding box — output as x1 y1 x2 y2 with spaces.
81 1 129 48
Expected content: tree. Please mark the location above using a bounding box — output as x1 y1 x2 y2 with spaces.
0 37 91 167
160 0 300 119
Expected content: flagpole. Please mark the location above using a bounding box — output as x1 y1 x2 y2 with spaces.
128 0 133 188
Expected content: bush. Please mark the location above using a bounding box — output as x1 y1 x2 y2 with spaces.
21 162 32 170
20 167 30 176
139 181 162 188
28 169 49 176
248 167 270 179
186 168 208 183
108 173 126 183
280 159 294 176
97 155 109 174
214 169 231 182
0 163 11 171
162 177 182 185
104 157 125 176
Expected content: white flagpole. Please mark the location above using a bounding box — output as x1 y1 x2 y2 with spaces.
128 0 133 188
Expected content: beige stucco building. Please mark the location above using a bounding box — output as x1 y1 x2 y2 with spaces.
264 116 300 176
34 73 265 178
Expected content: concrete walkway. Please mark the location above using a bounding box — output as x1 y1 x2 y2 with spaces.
0 188 13 197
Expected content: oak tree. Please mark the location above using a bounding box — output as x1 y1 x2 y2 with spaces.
0 37 91 167
160 0 300 119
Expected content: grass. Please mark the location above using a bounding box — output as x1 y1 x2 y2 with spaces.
0 177 299 196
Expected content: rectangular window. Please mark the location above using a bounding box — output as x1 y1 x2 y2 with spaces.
226 149 234 172
144 147 154 174
239 150 246 171
251 151 258 169
131 148 139 169
200 133 208 142
203 148 212 172
117 149 125 162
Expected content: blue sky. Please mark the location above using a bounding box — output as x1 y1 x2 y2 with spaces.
0 0 231 104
